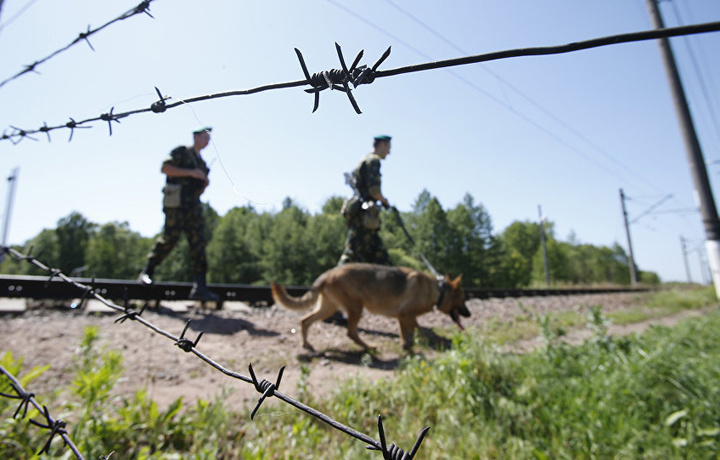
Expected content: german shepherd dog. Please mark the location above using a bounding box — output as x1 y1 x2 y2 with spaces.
270 263 470 351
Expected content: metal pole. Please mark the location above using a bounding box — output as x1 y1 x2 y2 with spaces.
645 0 720 297
680 235 692 283
538 205 550 286
1 167 19 263
620 189 638 284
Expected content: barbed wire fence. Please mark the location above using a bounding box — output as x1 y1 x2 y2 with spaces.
2 20 720 143
2 14 720 458
0 364 86 459
0 0 156 92
0 245 430 459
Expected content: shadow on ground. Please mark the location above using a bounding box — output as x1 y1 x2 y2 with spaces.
295 326 455 370
297 348 402 371
149 303 279 337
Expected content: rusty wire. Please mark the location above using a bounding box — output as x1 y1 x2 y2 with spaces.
0 364 84 459
0 0 156 92
2 19 719 144
0 245 429 459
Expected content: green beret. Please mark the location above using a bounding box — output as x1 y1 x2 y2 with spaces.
374 134 391 141
193 127 212 134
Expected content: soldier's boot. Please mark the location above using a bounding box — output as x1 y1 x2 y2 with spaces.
189 274 219 301
137 263 155 285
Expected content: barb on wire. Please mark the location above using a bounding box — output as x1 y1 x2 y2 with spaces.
1 245 431 458
0 381 34 419
0 0 157 91
115 288 147 323
249 364 285 420
3 20 719 143
367 415 430 460
175 320 204 352
0 364 84 459
30 405 68 456
65 117 91 142
151 86 170 113
294 43 392 113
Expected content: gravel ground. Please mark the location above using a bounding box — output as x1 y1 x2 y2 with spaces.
0 291 701 412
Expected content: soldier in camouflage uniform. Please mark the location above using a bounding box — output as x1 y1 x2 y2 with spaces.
338 134 393 266
138 127 219 301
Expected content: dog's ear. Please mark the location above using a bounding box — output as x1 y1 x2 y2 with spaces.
451 274 463 288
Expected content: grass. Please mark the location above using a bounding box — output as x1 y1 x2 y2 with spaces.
609 285 717 325
2 285 718 458
246 306 720 459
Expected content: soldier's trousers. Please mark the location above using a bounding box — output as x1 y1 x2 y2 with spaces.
337 222 391 266
146 206 208 276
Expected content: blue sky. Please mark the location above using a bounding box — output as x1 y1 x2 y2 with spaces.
1 0 719 283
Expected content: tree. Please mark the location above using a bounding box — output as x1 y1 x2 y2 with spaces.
532 237 571 285
500 220 541 287
207 206 262 284
85 222 148 279
0 229 60 276
55 212 96 273
409 191 454 275
305 197 347 272
261 199 313 285
446 194 499 286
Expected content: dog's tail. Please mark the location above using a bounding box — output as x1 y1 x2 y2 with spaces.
270 282 320 311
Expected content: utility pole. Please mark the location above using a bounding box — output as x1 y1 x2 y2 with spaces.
680 235 692 283
1 167 19 263
645 0 720 297
538 205 550 286
619 189 638 284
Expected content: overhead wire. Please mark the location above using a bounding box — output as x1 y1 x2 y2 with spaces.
0 0 41 35
667 0 720 152
375 0 673 196
377 0 712 243
327 1 654 191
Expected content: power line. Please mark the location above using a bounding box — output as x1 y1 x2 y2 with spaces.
370 0 671 194
0 0 41 35
667 0 720 150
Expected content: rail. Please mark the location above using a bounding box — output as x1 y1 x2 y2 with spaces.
0 274 650 307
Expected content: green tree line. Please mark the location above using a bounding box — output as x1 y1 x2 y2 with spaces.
0 189 660 287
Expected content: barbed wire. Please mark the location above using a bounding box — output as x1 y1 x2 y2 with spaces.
0 0 156 92
2 19 719 144
0 364 85 459
0 245 430 459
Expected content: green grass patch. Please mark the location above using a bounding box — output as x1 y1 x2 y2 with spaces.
608 308 659 325
644 285 717 312
608 286 717 326
271 309 720 458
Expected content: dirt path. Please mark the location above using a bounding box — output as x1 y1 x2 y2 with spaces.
0 292 704 412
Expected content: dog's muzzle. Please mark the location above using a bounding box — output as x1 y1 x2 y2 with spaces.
450 304 471 330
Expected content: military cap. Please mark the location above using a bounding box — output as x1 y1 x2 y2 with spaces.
374 134 391 141
193 127 212 134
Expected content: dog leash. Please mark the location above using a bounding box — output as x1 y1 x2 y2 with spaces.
390 206 448 308
390 206 444 281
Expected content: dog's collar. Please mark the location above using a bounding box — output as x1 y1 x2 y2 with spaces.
435 277 447 309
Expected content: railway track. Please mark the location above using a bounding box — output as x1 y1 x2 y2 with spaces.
0 275 650 309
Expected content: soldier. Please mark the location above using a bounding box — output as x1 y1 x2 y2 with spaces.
338 134 393 266
138 127 219 301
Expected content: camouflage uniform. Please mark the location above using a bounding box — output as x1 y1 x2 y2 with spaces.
145 145 210 277
338 152 391 266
